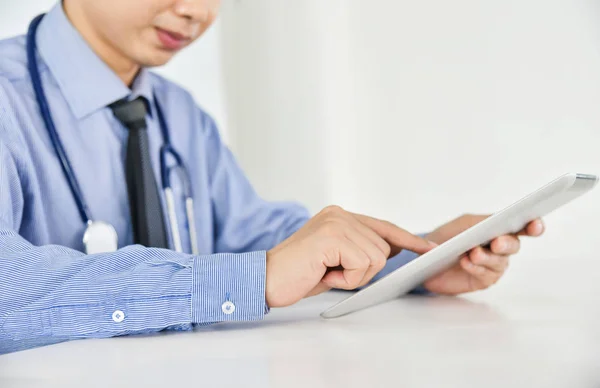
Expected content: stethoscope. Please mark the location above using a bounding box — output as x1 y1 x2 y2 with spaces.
26 14 199 255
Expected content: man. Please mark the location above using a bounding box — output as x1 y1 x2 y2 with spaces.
0 0 543 354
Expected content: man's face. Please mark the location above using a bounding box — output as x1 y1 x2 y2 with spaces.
79 0 220 67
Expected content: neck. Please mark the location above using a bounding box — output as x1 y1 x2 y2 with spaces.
62 1 139 86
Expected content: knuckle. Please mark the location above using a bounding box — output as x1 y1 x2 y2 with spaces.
323 246 341 262
322 205 344 216
382 243 391 258
319 220 342 237
359 254 371 269
461 213 474 221
323 236 343 254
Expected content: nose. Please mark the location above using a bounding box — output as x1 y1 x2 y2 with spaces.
173 0 213 23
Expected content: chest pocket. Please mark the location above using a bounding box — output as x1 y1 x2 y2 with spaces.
164 164 197 254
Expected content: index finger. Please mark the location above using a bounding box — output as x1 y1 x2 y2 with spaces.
352 213 437 256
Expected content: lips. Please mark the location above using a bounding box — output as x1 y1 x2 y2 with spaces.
155 27 190 51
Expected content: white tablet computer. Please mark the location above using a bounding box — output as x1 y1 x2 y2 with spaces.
321 172 598 319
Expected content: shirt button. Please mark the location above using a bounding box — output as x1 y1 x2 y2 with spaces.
112 310 125 323
222 301 235 315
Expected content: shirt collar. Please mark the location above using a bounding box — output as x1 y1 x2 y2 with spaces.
130 68 155 117
36 3 154 120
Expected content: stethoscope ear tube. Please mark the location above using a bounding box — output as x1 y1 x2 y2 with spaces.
164 187 183 253
163 163 198 255
186 197 199 255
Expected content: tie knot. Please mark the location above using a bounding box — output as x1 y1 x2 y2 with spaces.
110 97 148 131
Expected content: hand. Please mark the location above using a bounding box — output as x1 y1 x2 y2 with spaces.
423 214 545 295
265 206 436 307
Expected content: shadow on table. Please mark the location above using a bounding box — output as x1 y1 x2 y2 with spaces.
263 295 517 388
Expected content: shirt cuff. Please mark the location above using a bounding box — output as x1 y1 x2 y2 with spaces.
191 251 268 323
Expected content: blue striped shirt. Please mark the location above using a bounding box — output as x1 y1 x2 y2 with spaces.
0 3 420 355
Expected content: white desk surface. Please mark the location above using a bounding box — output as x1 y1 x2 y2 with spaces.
1 256 599 388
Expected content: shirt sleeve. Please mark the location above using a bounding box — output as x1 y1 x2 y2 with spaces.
0 140 268 355
198 110 311 253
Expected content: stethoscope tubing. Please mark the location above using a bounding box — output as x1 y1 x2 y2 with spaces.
27 13 198 255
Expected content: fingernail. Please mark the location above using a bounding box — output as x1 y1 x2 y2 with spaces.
537 221 545 234
428 240 438 248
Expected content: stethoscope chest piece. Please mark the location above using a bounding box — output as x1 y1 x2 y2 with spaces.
83 221 118 254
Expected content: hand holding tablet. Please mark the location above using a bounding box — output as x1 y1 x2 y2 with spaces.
422 214 544 296
321 173 598 318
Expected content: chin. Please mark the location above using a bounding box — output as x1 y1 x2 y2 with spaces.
138 50 177 68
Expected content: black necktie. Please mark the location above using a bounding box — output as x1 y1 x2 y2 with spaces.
110 97 168 248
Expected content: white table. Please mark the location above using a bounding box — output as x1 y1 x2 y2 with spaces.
1 256 599 388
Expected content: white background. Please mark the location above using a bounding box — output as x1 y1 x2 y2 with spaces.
220 0 600 261
2 0 599 261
